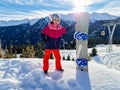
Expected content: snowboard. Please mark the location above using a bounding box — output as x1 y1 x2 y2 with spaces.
74 12 89 71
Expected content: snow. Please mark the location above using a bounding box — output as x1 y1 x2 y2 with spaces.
92 45 120 71
60 50 76 60
0 45 120 90
0 12 118 27
90 12 117 21
0 19 39 27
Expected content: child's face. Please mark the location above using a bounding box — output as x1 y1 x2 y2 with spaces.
53 18 60 25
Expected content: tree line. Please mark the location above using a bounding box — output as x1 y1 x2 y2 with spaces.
0 41 76 59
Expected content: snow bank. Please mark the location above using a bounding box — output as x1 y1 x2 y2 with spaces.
102 53 120 71
0 59 82 90
92 44 120 71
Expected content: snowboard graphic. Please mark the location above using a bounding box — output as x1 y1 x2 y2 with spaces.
74 12 89 71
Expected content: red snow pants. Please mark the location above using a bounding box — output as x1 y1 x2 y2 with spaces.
43 49 62 70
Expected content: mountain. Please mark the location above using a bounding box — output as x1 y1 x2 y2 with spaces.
0 18 39 27
0 17 76 48
0 12 118 27
62 12 118 22
0 12 119 48
90 12 117 21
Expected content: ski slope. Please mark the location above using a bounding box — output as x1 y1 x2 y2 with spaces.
0 58 120 90
0 44 120 90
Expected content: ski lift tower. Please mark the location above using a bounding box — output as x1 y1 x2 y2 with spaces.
102 18 120 53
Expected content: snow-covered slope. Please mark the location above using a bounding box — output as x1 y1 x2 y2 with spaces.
90 12 117 21
0 45 120 90
0 57 120 90
91 45 120 71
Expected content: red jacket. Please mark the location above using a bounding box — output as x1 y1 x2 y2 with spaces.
41 23 66 49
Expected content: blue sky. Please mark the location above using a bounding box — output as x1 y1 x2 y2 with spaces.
0 0 119 20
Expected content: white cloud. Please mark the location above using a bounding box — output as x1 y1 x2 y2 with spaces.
2 0 110 6
55 0 109 12
62 0 109 5
2 0 69 8
2 0 43 5
0 9 74 21
89 0 109 4
0 0 119 21
97 0 120 16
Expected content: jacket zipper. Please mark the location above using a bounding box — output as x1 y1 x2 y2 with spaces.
55 38 57 49
55 25 58 49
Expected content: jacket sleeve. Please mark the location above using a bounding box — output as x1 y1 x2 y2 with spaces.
41 26 49 35
41 26 49 41
62 27 66 34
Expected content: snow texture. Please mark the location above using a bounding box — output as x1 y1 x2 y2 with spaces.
0 45 120 90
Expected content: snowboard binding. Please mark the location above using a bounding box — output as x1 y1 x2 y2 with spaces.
76 58 88 71
74 31 88 41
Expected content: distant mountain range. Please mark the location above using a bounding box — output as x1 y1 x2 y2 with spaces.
0 18 39 27
0 12 119 48
89 12 117 21
0 17 75 48
0 12 118 27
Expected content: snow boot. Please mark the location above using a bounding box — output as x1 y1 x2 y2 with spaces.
44 70 48 74
57 68 64 71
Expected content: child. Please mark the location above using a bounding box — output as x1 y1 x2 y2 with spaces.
41 13 66 74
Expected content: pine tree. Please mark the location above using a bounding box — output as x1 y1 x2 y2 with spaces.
10 42 13 54
67 54 70 61
4 46 7 58
65 43 72 49
0 40 3 58
0 52 2 58
14 50 17 58
63 55 65 60
4 43 16 58
88 36 97 48
72 58 74 61
17 44 23 54
21 49 25 58
35 42 44 58
30 45 36 58
4 46 11 58
21 45 35 58
26 45 31 58
90 48 97 57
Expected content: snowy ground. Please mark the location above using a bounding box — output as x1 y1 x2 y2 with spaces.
0 44 120 90
91 45 120 71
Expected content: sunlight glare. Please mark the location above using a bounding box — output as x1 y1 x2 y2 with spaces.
73 0 91 12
